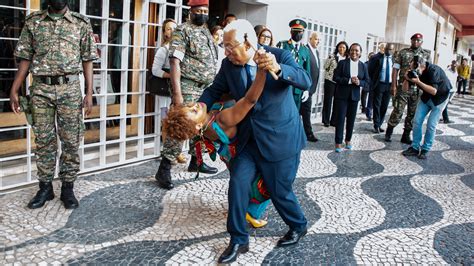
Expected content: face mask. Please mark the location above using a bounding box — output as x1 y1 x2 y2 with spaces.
190 13 209 26
49 0 68 11
291 31 304 42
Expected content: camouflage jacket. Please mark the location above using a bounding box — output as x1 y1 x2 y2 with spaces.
15 9 98 76
393 46 431 82
169 21 218 85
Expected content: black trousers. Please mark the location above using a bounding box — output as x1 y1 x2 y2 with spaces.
334 98 358 144
372 83 391 128
322 80 336 125
361 90 369 111
300 93 314 137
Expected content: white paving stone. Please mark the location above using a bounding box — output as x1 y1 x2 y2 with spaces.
136 179 228 241
370 150 423 177
307 177 385 234
460 136 474 144
165 237 279 265
411 174 474 223
354 174 474 265
348 134 386 151
442 150 474 174
436 123 465 136
297 150 337 178
171 156 227 181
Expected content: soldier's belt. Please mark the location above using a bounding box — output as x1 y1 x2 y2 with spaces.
34 75 80 85
181 78 208 90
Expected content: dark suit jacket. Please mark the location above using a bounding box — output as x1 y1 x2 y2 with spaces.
333 58 370 102
199 46 311 162
368 52 391 89
306 44 320 95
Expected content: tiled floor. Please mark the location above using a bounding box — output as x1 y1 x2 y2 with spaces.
1 95 473 265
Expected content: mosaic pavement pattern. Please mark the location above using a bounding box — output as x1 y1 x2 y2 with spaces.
1 96 473 265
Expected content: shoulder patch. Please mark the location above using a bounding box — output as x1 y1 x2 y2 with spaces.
25 10 45 21
71 12 90 23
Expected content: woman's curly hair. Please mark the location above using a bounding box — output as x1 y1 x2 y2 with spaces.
162 106 199 141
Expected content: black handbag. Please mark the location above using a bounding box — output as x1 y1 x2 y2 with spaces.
147 69 171 97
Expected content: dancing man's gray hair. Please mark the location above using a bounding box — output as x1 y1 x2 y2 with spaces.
224 19 258 48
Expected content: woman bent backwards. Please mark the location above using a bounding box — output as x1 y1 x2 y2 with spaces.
163 49 271 228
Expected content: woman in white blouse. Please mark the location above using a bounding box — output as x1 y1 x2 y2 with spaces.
332 43 370 152
152 19 187 164
152 18 177 79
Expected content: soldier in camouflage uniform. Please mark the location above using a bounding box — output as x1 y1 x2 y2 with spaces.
385 33 431 144
155 0 219 190
9 0 97 209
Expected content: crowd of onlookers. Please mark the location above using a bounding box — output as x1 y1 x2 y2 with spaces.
151 12 472 160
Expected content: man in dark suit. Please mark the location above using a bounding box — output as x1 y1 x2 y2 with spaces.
368 43 395 133
199 19 310 264
300 31 321 142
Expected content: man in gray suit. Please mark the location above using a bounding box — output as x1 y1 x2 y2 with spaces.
301 31 321 142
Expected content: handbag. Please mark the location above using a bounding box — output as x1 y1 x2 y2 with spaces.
147 69 171 97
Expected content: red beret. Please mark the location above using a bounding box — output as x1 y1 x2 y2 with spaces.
411 33 423 40
188 0 209 7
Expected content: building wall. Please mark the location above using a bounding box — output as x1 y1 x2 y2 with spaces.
265 1 388 52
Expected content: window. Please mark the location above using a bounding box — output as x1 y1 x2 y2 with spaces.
0 0 190 191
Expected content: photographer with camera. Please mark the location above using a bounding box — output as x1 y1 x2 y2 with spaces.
385 33 431 144
401 56 451 159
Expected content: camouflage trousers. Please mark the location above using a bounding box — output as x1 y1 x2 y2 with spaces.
161 79 208 161
387 85 420 132
30 79 84 183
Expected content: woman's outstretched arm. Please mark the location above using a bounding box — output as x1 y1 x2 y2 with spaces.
216 60 267 129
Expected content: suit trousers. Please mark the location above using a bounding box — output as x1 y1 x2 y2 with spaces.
228 138 307 244
361 89 369 111
300 93 314 136
334 98 359 144
372 83 391 128
322 80 336 125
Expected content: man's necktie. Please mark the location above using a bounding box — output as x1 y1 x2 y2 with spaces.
245 64 255 90
385 56 390 83
294 44 299 62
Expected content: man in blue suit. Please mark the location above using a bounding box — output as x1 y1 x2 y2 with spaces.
199 19 310 264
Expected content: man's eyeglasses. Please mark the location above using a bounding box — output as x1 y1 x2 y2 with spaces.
260 35 272 40
224 42 242 53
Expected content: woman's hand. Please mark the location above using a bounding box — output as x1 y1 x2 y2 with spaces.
254 49 280 73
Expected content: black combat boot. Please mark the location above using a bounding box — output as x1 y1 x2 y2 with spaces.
60 182 79 209
384 126 394 142
187 156 218 174
155 157 174 190
400 130 412 145
27 181 55 209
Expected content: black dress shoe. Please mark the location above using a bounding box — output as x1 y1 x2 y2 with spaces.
217 243 249 264
379 127 385 133
306 134 319 142
187 156 218 174
323 123 330 127
276 228 307 247
373 127 381 134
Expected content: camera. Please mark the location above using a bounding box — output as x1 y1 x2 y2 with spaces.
407 55 419 88
407 69 418 79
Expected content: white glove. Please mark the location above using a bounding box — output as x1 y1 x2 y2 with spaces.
301 91 309 103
